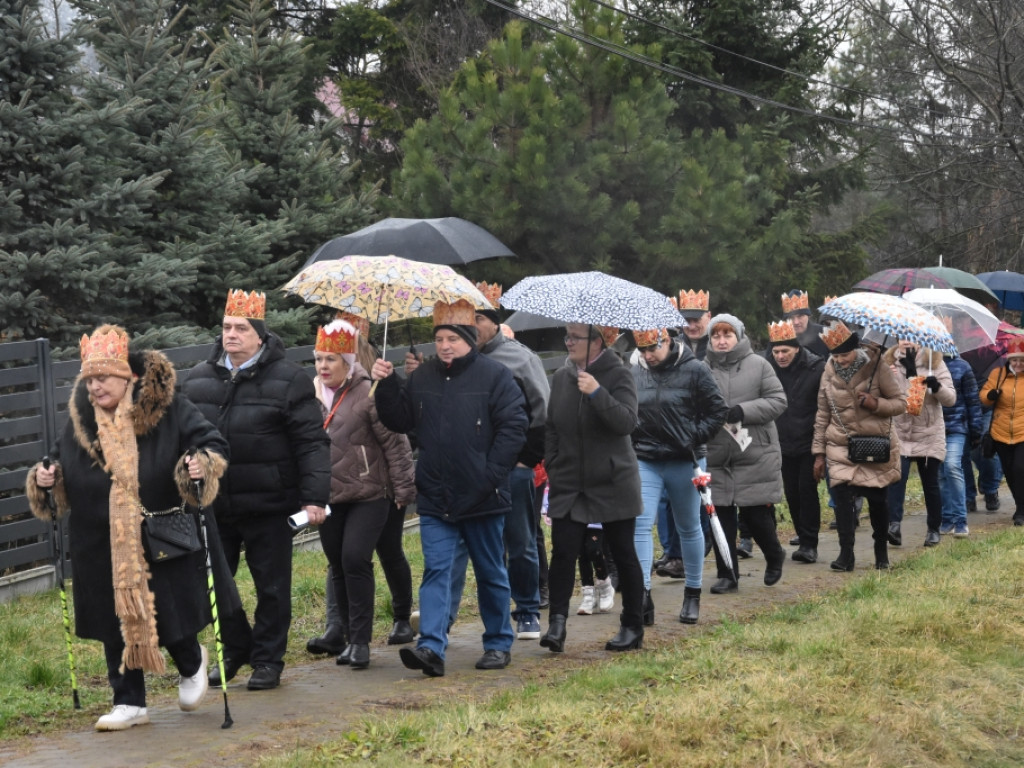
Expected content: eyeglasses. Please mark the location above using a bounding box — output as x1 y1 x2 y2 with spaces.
564 334 594 345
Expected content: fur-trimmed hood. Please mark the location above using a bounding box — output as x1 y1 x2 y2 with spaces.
69 349 177 466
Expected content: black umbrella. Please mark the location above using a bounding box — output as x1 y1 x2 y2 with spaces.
505 310 563 332
304 217 515 267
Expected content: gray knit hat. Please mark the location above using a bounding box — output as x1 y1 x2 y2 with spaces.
708 313 745 339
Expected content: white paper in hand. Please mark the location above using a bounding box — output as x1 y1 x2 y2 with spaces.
725 423 752 452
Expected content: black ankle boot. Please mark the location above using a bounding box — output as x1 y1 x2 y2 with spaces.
874 539 889 570
336 644 353 665
679 586 700 624
540 615 567 653
387 620 415 645
642 589 655 626
830 547 855 572
605 624 644 651
306 624 346 655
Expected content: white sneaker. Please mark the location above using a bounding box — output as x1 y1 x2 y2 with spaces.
576 586 596 615
179 645 209 712
596 578 615 613
95 704 149 731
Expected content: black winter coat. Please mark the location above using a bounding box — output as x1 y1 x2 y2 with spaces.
31 351 238 646
374 348 527 522
182 333 330 521
632 342 728 463
769 347 826 456
545 351 642 524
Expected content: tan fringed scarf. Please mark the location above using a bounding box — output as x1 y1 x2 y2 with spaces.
94 393 165 674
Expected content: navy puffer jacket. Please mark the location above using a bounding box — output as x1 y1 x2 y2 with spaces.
373 348 527 521
942 356 983 441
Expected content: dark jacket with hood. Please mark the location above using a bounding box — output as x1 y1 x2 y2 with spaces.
26 350 238 645
545 350 642 524
373 347 527 522
768 346 826 457
631 341 728 463
183 332 330 522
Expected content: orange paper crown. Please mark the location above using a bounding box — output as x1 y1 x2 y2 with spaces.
677 289 709 312
316 321 357 356
634 328 668 348
781 290 810 315
822 295 839 305
225 289 266 320
335 311 370 338
597 325 620 348
1007 337 1024 358
767 320 798 344
475 282 502 309
80 324 132 380
433 299 477 327
819 320 854 351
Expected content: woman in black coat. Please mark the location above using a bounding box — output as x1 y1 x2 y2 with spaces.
540 323 645 653
27 325 232 732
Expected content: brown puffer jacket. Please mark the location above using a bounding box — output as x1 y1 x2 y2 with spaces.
812 348 907 488
315 363 416 507
883 347 955 460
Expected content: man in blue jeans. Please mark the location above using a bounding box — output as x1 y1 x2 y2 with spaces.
940 354 983 535
372 299 527 677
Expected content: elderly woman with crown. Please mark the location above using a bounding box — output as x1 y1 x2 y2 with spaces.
310 319 415 670
812 321 906 571
26 325 233 732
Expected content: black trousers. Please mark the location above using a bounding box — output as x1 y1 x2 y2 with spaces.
318 497 389 644
713 504 785 582
104 635 202 707
548 517 642 628
218 514 292 671
832 482 889 559
994 441 1024 511
782 453 821 548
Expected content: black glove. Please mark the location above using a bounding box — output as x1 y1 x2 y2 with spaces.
987 389 1002 402
924 375 940 393
899 355 917 377
727 405 744 423
971 436 982 448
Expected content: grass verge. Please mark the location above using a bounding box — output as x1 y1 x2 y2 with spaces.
262 527 1024 768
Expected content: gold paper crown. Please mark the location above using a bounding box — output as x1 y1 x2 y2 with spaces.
819 320 853 351
316 322 357 356
677 289 709 312
335 311 370 338
634 328 668 348
80 325 132 379
1008 337 1024 357
225 289 266 320
781 290 810 314
767 320 798 344
597 325 619 348
822 295 839 305
433 299 477 327
475 282 502 309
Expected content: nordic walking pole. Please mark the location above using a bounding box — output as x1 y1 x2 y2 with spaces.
43 457 81 709
188 448 233 728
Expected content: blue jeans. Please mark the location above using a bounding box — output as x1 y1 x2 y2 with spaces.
940 433 968 528
418 515 514 660
639 458 705 590
964 410 1003 500
655 488 681 559
448 467 539 626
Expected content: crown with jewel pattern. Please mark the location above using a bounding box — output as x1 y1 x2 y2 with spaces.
634 328 668 348
335 311 370 338
433 299 477 327
80 324 132 380
597 325 619 348
819 320 855 351
767 320 798 345
781 290 810 315
475 282 502 309
316 320 357 356
224 289 266 320
822 295 839 305
676 289 709 312
1008 337 1024 358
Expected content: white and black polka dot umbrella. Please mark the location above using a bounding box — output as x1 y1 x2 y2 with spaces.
500 272 685 331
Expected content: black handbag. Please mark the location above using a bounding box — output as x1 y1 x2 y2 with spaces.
827 392 893 464
141 506 201 562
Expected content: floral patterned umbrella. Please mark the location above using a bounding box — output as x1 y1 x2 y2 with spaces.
499 271 685 330
819 292 958 355
281 255 490 323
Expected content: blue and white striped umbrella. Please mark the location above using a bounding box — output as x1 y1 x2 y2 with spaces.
500 272 685 331
819 292 957 355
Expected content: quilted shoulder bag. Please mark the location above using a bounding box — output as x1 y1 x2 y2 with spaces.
827 392 892 464
141 506 201 562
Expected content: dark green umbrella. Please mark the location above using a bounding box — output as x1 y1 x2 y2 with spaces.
923 267 999 306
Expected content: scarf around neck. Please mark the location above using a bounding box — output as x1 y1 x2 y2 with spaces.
94 390 165 674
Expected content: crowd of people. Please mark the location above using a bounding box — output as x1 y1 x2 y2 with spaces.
24 282 1023 731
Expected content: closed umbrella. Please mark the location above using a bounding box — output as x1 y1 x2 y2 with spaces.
692 465 735 583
